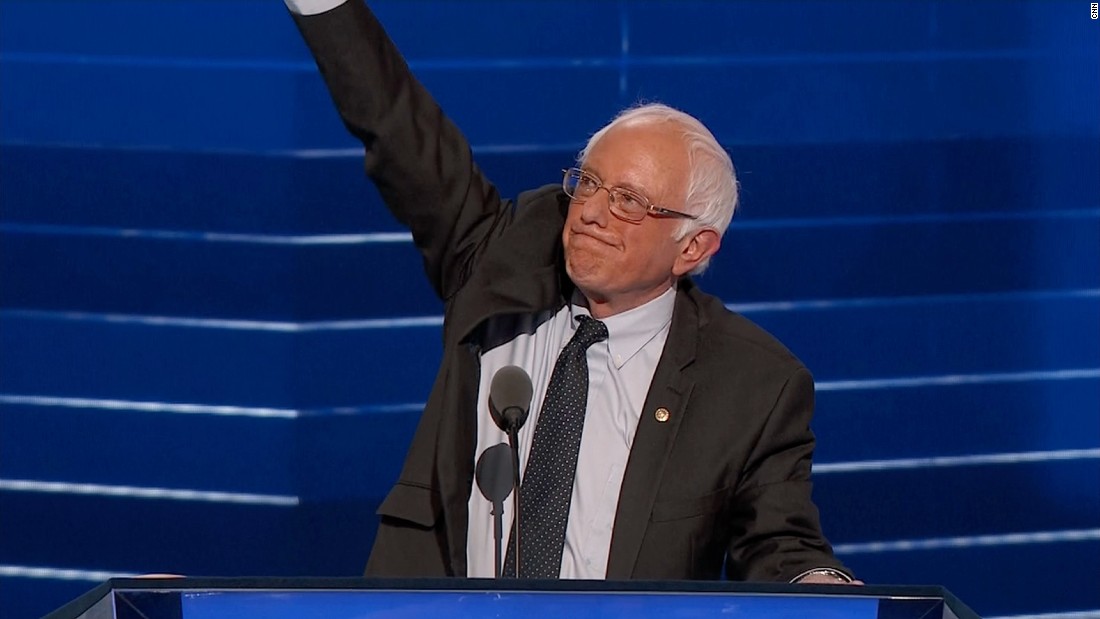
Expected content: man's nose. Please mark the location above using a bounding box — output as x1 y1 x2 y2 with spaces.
579 187 611 225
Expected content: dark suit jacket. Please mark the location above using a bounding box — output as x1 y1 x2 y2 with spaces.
293 0 849 582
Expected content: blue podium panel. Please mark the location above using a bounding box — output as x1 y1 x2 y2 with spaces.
181 589 879 619
47 579 974 619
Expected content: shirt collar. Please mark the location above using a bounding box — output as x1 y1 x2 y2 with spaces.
569 286 676 369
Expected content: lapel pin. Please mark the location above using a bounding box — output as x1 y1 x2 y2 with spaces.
654 407 670 423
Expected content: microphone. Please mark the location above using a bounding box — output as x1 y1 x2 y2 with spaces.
475 443 514 578
487 365 533 578
475 443 513 504
489 365 533 432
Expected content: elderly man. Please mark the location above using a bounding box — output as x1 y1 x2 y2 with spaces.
286 0 855 585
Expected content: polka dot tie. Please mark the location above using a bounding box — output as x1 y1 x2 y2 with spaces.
502 315 608 578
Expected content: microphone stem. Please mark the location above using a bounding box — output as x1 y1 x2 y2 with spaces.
508 425 521 578
493 503 503 578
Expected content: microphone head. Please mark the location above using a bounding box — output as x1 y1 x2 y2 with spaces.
489 365 533 432
475 443 514 504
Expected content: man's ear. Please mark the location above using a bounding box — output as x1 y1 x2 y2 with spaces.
673 228 721 277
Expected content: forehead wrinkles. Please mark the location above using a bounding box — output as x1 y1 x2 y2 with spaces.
585 127 689 203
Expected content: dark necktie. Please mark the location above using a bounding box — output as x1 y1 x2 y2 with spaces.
503 315 609 578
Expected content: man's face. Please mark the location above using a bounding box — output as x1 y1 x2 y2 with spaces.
562 122 699 317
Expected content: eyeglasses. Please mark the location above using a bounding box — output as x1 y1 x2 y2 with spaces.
561 168 698 223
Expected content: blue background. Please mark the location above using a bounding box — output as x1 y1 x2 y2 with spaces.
1 1 1098 618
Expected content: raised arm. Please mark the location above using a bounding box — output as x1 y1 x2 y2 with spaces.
287 0 513 300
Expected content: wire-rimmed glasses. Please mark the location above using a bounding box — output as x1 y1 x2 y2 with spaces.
561 167 698 223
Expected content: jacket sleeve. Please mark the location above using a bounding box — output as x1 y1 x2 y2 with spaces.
724 368 854 581
290 0 513 301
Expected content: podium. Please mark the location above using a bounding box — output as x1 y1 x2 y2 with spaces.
45 577 981 619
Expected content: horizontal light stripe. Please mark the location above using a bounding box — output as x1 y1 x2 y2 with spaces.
731 207 1100 230
0 564 135 582
4 209 1096 243
0 52 319 71
271 147 363 159
629 49 1067 67
834 528 1100 555
987 612 1100 619
0 139 588 158
815 368 1100 392
291 141 587 158
3 372 1097 417
0 479 299 506
1 369 1096 421
814 448 1100 474
0 137 311 158
0 393 427 418
728 287 1100 314
4 287 1094 333
0 49 1048 72
5 394 1091 473
0 394 297 418
302 402 426 416
410 51 1052 70
0 309 443 332
207 231 410 245
0 222 412 245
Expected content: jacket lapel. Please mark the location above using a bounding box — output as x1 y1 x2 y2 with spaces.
605 283 700 579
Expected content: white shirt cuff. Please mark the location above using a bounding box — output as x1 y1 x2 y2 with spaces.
284 0 347 15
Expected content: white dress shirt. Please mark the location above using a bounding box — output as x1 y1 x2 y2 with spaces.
285 0 347 16
468 287 676 578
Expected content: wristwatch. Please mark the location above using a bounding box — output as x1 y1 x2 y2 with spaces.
791 567 854 583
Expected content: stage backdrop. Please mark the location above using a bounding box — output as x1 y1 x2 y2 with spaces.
1 1 1097 618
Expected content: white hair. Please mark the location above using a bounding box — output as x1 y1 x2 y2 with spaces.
576 103 738 274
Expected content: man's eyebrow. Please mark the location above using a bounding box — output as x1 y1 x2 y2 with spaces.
581 164 654 198
612 177 655 199
615 180 649 195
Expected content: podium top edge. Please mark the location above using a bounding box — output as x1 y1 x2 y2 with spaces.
97 575 946 596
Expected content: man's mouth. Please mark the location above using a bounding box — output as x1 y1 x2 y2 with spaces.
570 227 617 248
